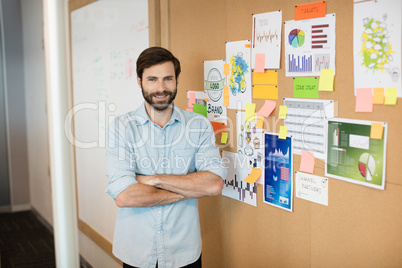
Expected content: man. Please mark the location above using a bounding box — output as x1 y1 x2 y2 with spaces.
106 47 227 268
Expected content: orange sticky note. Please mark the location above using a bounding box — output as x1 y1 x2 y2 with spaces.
300 150 315 174
253 85 278 99
279 126 287 139
253 70 278 85
278 105 287 119
221 132 228 144
256 116 264 128
384 88 397 105
245 43 251 48
370 123 384 140
211 121 225 134
254 54 265 73
223 86 229 107
295 1 326 21
373 88 384 104
243 168 262 184
257 100 276 117
355 88 373 112
223 64 230 75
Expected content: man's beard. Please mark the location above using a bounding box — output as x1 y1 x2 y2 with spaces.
142 85 177 111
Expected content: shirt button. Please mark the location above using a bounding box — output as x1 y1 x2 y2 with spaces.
159 211 161 214
161 171 164 174
158 231 161 235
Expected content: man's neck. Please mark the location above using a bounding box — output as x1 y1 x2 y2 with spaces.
144 102 174 128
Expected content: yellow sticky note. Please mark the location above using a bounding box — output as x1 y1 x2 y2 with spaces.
256 116 264 129
370 123 383 139
319 69 335 91
384 88 397 105
243 168 262 184
223 64 230 75
373 88 385 104
245 103 256 122
278 105 287 119
221 132 228 144
279 126 287 139
253 85 278 99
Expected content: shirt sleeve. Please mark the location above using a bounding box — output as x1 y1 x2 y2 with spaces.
105 117 137 200
193 116 227 180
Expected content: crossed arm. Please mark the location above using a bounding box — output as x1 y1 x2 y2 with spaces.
115 171 223 208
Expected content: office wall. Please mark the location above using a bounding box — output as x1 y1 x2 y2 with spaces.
167 0 402 267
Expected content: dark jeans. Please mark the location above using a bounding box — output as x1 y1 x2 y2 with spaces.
123 254 202 268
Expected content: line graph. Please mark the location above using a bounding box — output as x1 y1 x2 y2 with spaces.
313 54 330 71
256 29 279 43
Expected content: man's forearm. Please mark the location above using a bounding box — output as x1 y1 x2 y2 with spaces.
136 171 223 199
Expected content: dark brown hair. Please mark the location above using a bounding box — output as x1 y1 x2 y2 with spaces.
136 47 181 80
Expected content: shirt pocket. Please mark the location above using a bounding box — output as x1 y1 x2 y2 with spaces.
170 149 196 174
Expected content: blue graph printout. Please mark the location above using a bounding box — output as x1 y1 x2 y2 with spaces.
264 133 293 212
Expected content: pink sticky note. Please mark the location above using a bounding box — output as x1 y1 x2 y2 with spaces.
257 100 276 117
186 107 193 112
300 151 315 174
355 88 373 112
188 93 196 108
254 54 265 73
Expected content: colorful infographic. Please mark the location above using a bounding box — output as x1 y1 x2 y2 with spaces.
204 60 227 124
325 118 387 190
264 133 293 212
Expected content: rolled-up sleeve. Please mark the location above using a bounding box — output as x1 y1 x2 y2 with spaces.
105 117 137 199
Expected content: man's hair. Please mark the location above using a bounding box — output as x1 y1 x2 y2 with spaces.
136 47 181 80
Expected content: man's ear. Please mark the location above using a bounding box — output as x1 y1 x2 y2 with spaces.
137 76 142 88
176 75 180 85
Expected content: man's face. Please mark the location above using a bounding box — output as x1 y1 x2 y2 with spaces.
138 61 178 111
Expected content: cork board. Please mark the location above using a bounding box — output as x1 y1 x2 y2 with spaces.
168 0 402 267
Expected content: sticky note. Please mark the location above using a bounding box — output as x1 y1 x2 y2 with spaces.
243 168 262 184
256 116 264 128
245 43 251 48
253 70 278 85
294 77 319 99
253 85 278 99
300 150 315 174
355 88 373 112
192 104 207 118
223 64 230 75
373 88 385 104
245 103 256 122
384 88 397 105
254 54 265 73
221 132 228 144
204 98 209 102
257 99 276 117
211 121 225 134
188 92 196 108
279 126 287 139
370 122 384 139
223 86 229 107
186 107 193 112
278 105 287 119
295 1 326 21
319 69 335 91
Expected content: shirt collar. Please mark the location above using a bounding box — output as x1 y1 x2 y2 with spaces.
134 102 185 126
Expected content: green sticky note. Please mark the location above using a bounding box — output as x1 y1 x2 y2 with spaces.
192 104 207 117
294 77 319 98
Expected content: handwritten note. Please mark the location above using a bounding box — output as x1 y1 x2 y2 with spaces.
257 99 276 117
295 172 328 206
294 77 318 98
253 85 278 99
355 88 373 112
243 168 262 184
245 103 256 122
279 126 287 139
318 69 334 91
384 88 397 105
278 105 287 119
253 70 278 85
254 54 265 73
300 150 315 174
370 122 384 140
295 1 327 21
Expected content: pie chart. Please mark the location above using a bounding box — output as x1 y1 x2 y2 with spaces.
288 29 305 48
358 153 375 181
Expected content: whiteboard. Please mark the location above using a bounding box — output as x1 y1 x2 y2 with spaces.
71 0 149 241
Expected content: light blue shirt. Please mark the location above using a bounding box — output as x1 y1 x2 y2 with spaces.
106 102 227 268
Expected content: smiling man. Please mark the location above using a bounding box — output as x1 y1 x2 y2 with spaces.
105 47 227 268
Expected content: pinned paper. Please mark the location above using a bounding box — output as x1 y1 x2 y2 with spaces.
245 103 256 122
384 88 397 105
243 168 262 184
253 70 278 85
300 150 315 174
373 88 385 104
279 126 287 139
188 92 196 108
254 54 265 73
278 105 287 119
223 86 229 107
193 104 207 118
211 121 225 134
295 1 326 21
355 88 373 112
257 99 276 117
223 64 230 75
256 116 264 129
253 85 278 99
319 69 335 91
294 77 319 99
221 132 228 144
370 122 384 140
